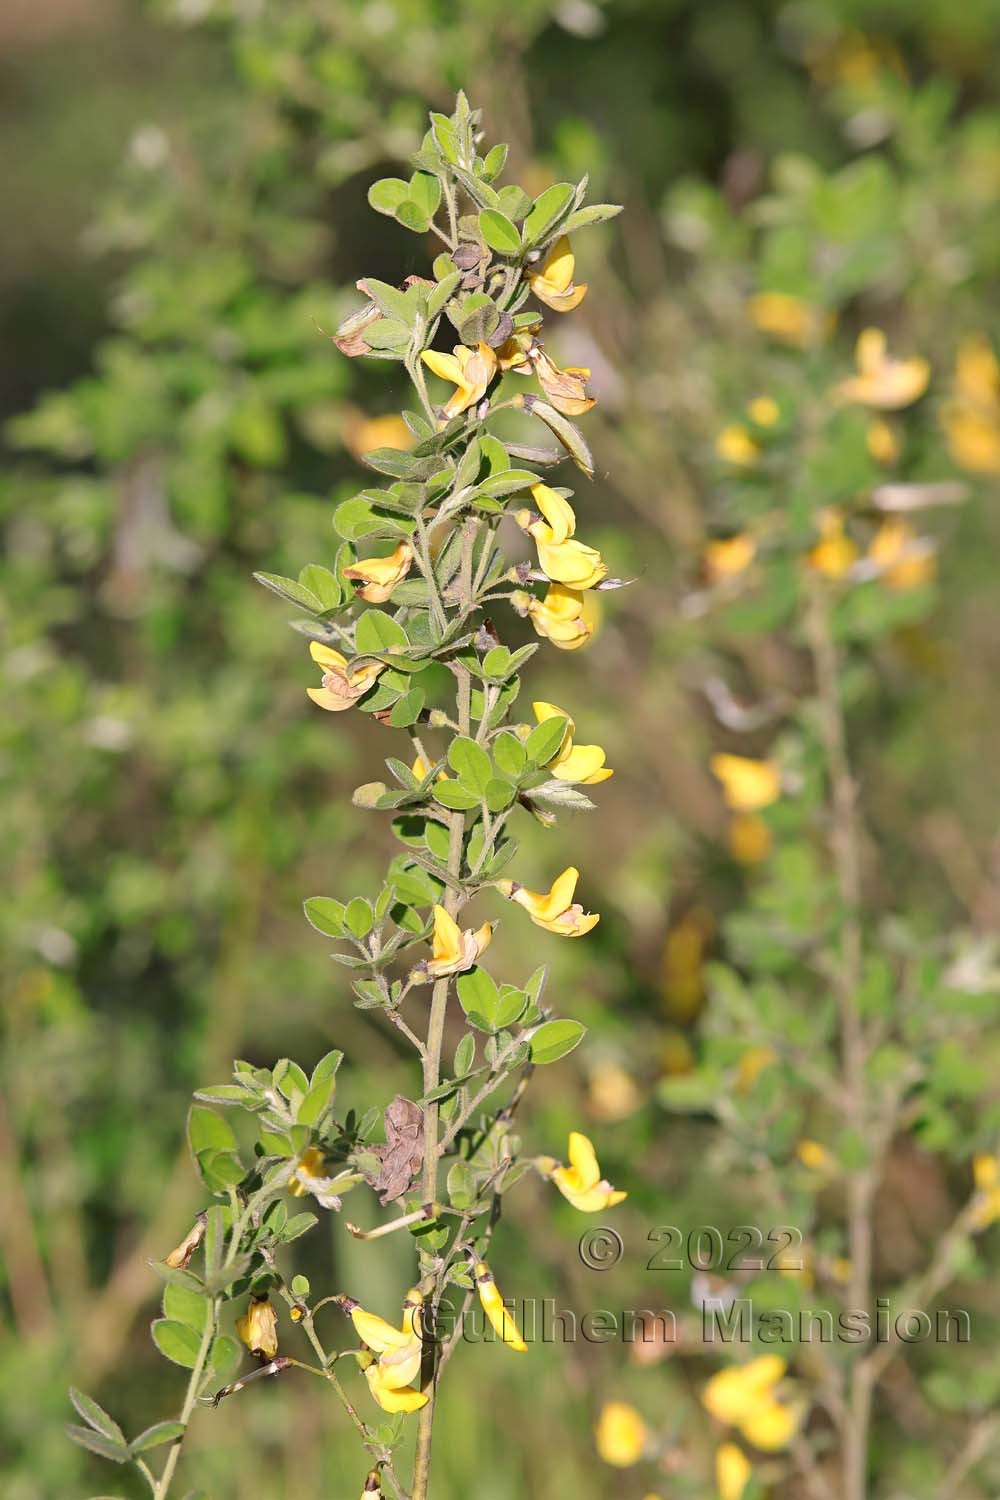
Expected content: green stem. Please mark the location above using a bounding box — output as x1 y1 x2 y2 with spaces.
152 1308 217 1500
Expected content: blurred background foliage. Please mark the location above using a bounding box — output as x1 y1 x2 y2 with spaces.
3 0 1000 1496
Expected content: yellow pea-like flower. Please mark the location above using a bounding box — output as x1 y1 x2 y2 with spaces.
797 1139 835 1172
867 416 900 466
342 410 417 460
359 1351 428 1413
710 753 781 813
702 1355 786 1427
943 336 1000 474
735 1045 777 1093
739 1394 803 1452
517 484 607 590
351 1288 424 1393
545 1130 627 1213
703 532 757 585
236 1296 279 1360
420 904 493 981
728 811 773 864
517 582 600 651
531 700 613 784
747 394 780 427
498 865 599 937
716 1442 752 1500
594 1400 647 1466
972 1153 1000 1228
343 541 414 604
474 1262 527 1351
526 236 588 312
835 327 930 410
421 342 498 419
307 640 384 713
288 1145 326 1198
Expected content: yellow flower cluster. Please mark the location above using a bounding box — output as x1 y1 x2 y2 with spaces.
350 1288 427 1412
702 1354 803 1451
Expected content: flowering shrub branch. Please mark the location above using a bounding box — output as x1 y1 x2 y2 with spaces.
67 93 624 1500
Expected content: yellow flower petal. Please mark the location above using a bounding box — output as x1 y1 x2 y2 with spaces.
710 754 781 812
594 1401 647 1467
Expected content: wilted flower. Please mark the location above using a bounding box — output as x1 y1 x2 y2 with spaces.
421 342 498 418
594 1400 647 1466
835 328 929 409
236 1297 279 1360
164 1212 207 1270
710 753 781 812
343 541 414 604
531 700 613 783
542 1130 627 1212
516 484 607 589
526 236 588 312
515 582 600 650
475 1261 527 1351
418 904 493 980
529 345 596 415
307 640 383 712
498 865 599 936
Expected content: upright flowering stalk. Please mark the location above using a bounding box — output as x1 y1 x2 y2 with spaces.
68 95 624 1500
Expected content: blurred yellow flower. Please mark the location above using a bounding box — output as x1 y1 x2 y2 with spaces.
545 1130 627 1212
517 484 607 589
797 1138 835 1171
728 811 772 864
594 1400 647 1466
531 346 596 415
868 518 936 591
748 292 830 348
342 410 417 459
518 583 600 650
236 1297 279 1359
736 1045 777 1092
343 541 413 604
421 904 493 980
421 342 498 418
288 1145 326 1198
972 1153 1000 1228
587 1060 641 1122
532 700 613 784
659 1028 696 1075
715 425 759 467
411 753 448 782
747 395 780 427
716 1442 752 1500
807 507 858 579
475 1261 527 1351
943 335 1000 474
662 908 712 1023
703 1355 802 1452
498 865 599 937
835 328 929 410
867 417 900 466
703 532 757 585
710 753 781 812
307 641 383 712
526 235 588 312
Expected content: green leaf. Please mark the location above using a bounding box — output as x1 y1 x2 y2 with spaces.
355 609 409 656
368 178 409 216
311 1049 344 1087
481 143 509 181
297 565 342 611
297 1075 336 1127
453 1032 476 1076
253 571 322 613
523 398 593 475
456 967 500 1030
484 778 516 813
360 278 416 324
396 200 431 234
345 898 374 939
429 113 459 163
427 270 461 318
496 183 533 221
529 1019 586 1065
560 203 623 234
66 1426 129 1464
282 1212 319 1242
447 1160 476 1209
130 1421 186 1454
473 467 538 498
163 1283 210 1333
496 985 527 1028
432 781 480 812
523 183 575 246
493 732 526 777
389 687 425 728
448 736 492 796
479 209 522 257
210 1335 242 1381
151 1319 204 1370
188 1106 237 1158
69 1389 125 1446
409 171 442 219
524 715 568 767
303 897 346 938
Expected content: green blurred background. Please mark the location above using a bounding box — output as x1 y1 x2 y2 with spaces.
4 1 1000 1496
